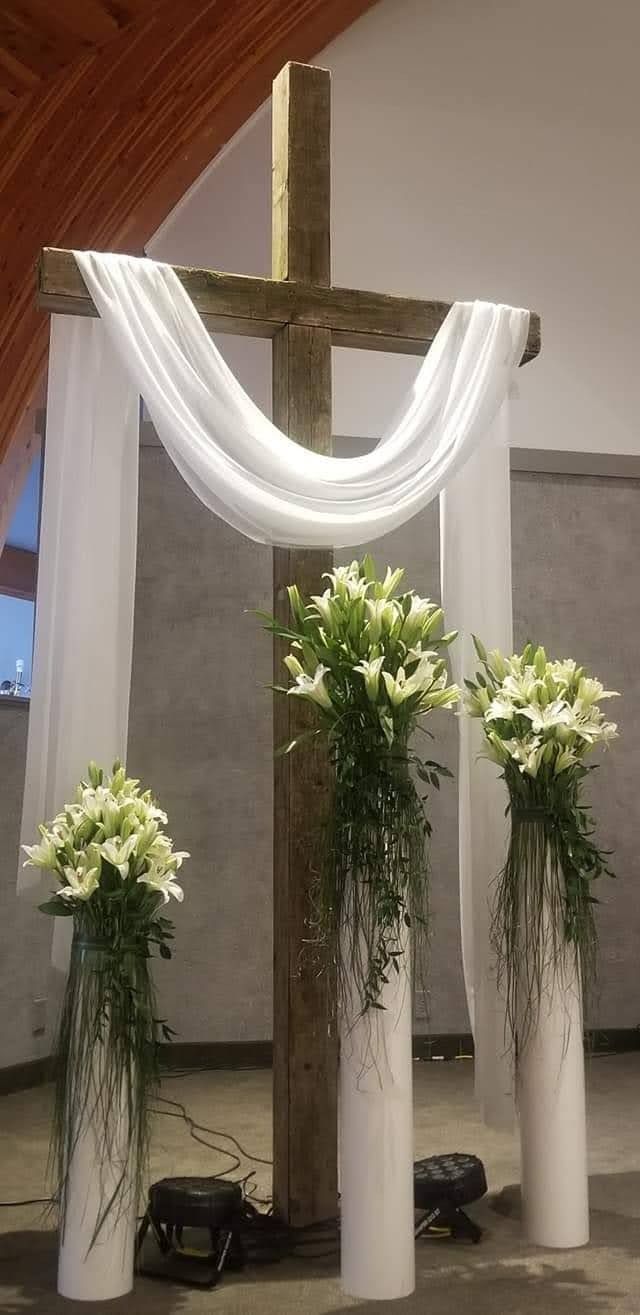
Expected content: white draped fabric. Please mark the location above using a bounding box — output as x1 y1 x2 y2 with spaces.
74 251 529 547
19 250 529 1112
18 316 139 969
441 410 515 1128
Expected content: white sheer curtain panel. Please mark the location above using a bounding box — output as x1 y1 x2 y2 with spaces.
440 407 515 1128
18 316 138 967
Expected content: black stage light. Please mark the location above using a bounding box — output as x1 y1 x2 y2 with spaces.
413 1153 487 1243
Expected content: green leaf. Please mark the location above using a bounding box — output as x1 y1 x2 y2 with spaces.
38 898 74 916
159 943 172 960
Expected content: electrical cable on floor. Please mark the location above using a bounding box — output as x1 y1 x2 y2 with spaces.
149 1093 339 1262
3 1050 628 1215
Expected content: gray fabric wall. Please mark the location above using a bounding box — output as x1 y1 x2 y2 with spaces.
1 459 638 1066
0 706 53 1067
511 471 640 1028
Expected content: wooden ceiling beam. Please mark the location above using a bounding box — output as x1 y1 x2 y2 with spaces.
0 4 84 80
0 0 379 550
28 0 121 45
0 83 18 110
0 44 40 88
0 544 37 599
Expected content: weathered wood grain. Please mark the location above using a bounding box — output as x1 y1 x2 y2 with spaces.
271 63 338 1230
37 248 542 363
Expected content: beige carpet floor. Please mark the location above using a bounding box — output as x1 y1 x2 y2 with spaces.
1 1054 640 1314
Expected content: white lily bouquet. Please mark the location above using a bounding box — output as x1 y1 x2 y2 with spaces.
25 761 188 1241
464 641 618 1044
260 556 458 1012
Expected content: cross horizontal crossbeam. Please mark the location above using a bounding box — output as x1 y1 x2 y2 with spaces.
38 247 541 363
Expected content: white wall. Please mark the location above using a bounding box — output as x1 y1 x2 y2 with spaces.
150 0 640 456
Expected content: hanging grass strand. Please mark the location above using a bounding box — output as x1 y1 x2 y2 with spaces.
259 556 458 1016
465 640 618 1053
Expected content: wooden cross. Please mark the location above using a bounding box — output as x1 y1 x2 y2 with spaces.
38 61 540 1229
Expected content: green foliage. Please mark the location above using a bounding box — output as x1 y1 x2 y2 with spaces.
260 557 459 1016
52 934 162 1246
465 641 618 1050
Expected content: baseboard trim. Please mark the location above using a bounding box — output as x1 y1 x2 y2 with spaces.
3 1028 639 1094
159 1040 273 1071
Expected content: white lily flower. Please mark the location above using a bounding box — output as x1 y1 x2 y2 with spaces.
502 672 541 705
146 834 174 865
486 649 508 681
324 563 361 600
520 699 573 734
22 832 58 870
310 589 335 628
568 711 618 746
575 677 619 708
135 820 159 859
354 656 385 701
401 596 436 644
504 737 544 778
378 566 405 598
365 598 401 643
383 667 421 704
418 684 459 711
100 834 138 878
550 659 578 686
485 695 518 723
554 745 579 774
101 798 122 839
482 730 510 766
287 664 333 712
382 667 410 706
59 864 100 902
137 865 184 904
464 686 490 717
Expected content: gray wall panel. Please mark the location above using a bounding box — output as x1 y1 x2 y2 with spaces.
511 472 640 1027
1 459 638 1064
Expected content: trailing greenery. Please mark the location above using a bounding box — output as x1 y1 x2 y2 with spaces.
464 640 618 1049
25 762 188 1242
259 556 458 1015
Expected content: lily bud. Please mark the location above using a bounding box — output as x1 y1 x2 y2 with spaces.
284 654 305 680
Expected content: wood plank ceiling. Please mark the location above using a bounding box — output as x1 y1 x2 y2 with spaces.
0 2 160 114
0 0 378 545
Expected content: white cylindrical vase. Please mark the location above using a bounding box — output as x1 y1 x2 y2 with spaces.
339 937 415 1300
517 875 589 1249
57 1068 136 1301
57 939 137 1302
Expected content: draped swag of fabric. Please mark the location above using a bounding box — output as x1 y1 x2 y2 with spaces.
19 250 529 1118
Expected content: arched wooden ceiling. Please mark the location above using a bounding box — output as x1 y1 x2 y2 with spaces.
0 0 378 544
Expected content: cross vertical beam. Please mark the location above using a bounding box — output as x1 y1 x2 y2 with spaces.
271 62 338 1227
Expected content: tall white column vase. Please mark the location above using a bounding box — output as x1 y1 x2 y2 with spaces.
57 1081 136 1301
339 932 415 1300
56 942 138 1301
516 856 589 1249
